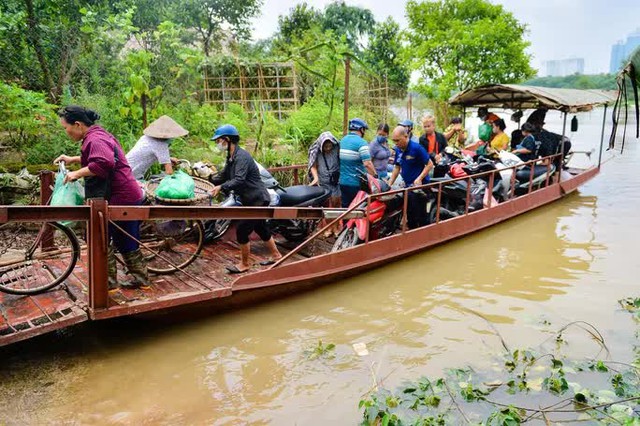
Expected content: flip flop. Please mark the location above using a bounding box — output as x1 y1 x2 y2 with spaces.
226 265 249 274
259 259 276 266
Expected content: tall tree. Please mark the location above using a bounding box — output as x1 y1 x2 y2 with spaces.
172 0 262 56
363 17 410 96
405 0 536 100
322 1 374 53
276 3 322 47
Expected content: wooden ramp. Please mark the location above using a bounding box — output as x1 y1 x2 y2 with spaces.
0 234 321 345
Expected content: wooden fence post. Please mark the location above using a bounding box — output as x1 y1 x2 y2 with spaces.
88 198 109 311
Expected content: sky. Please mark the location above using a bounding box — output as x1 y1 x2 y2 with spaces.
250 0 640 75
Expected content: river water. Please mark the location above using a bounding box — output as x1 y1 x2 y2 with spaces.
1 110 639 425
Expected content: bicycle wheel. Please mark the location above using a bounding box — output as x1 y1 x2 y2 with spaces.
0 222 80 295
140 219 204 274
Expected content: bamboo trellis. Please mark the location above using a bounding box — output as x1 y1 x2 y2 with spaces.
203 61 299 119
349 74 390 124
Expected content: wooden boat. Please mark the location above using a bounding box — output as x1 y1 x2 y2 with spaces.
0 85 617 348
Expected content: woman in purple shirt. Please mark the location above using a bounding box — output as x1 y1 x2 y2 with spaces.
54 106 147 289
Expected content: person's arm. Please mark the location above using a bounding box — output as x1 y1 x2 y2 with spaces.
53 155 81 165
388 165 401 187
309 162 319 186
363 160 377 176
414 161 432 186
443 126 455 140
163 163 174 175
64 166 96 183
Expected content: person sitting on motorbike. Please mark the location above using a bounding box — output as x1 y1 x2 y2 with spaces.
339 118 378 207
419 115 448 164
210 124 282 274
126 115 188 181
489 118 510 152
512 122 539 162
308 131 341 236
369 123 392 178
443 117 467 150
388 126 433 229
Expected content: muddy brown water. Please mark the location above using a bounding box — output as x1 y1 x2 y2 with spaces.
1 110 639 425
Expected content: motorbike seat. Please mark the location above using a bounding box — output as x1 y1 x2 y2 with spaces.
276 185 329 206
515 165 551 182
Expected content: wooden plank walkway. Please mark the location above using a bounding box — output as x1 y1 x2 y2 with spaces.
0 233 333 345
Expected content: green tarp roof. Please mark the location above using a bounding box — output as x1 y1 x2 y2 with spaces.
448 84 618 112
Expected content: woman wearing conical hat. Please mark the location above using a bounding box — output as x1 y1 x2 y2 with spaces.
126 115 189 180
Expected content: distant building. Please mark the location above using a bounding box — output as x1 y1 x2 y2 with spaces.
610 29 640 73
542 58 585 77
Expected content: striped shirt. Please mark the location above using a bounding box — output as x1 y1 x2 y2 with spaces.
339 133 371 187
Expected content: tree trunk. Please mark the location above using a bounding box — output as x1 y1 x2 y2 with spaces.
23 0 55 100
141 93 148 129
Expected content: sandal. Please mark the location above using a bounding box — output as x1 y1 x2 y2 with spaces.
226 265 249 274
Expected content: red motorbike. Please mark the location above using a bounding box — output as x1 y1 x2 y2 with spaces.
332 174 404 251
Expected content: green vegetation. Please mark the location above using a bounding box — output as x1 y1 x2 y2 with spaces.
1 0 535 172
525 73 617 90
359 308 640 425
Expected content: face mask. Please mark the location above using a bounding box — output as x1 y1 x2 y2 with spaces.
376 135 387 144
216 141 226 152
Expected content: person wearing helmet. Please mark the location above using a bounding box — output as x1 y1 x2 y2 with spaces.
398 119 419 143
209 124 282 274
339 118 378 207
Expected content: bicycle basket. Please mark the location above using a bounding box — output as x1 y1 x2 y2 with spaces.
144 176 215 206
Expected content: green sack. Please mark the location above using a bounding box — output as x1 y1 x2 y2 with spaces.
478 122 492 142
50 167 84 226
155 170 195 200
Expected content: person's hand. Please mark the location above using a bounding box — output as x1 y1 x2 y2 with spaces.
435 153 442 163
64 170 80 184
309 178 319 186
54 155 73 165
170 157 179 165
212 185 221 197
413 178 423 187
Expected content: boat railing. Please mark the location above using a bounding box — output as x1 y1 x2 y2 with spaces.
272 152 566 264
0 153 573 314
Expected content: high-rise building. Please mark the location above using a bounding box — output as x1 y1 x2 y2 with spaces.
610 29 640 73
542 58 585 77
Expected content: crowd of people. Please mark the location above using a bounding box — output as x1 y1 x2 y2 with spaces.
53 104 566 283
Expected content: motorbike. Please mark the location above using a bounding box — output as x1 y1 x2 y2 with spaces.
332 174 403 251
203 162 331 243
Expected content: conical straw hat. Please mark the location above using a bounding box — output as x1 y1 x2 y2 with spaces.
143 115 189 139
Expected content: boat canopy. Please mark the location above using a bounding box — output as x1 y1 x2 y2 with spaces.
448 84 617 113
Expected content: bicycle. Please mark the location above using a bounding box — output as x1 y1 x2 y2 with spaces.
140 170 214 274
0 220 81 296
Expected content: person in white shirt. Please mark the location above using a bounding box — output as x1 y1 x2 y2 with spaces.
126 115 189 180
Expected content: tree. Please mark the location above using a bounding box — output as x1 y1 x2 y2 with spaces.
322 1 375 53
405 0 535 100
172 0 262 56
363 17 410 96
276 3 322 47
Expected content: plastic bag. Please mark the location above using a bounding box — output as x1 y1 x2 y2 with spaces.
478 122 492 142
50 164 84 226
155 170 195 199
